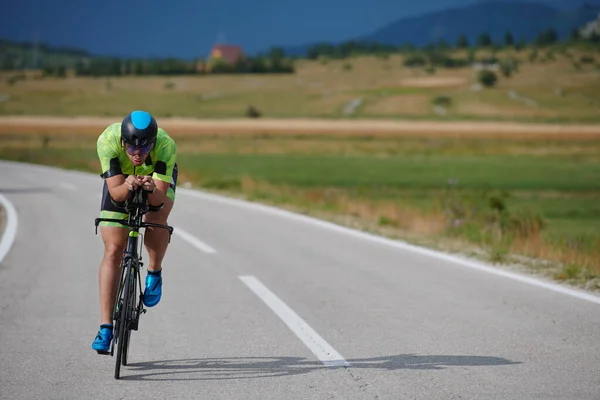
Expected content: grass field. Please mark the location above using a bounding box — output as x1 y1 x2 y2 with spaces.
1 47 600 122
1 44 599 289
1 126 599 290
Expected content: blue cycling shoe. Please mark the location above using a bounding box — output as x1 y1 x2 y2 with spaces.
92 324 113 354
143 270 162 307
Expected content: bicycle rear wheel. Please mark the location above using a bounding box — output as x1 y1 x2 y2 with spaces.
121 263 139 366
114 258 134 379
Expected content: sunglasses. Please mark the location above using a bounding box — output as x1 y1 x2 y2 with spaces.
125 142 154 155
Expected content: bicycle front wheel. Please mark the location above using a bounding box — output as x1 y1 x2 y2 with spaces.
114 258 134 379
121 262 139 366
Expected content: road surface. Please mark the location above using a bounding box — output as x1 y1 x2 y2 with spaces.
1 160 599 399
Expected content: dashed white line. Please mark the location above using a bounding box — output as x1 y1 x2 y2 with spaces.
0 194 18 265
173 227 217 254
239 275 350 368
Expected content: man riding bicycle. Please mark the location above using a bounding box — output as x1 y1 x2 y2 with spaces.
92 110 178 353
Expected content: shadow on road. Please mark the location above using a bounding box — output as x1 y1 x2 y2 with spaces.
121 354 521 381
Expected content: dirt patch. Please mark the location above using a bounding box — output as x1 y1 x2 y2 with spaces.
399 76 467 88
364 95 431 115
1 116 600 140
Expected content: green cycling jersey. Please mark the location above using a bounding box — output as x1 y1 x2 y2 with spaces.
96 122 177 186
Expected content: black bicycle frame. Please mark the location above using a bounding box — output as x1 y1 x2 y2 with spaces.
93 186 174 378
94 187 174 240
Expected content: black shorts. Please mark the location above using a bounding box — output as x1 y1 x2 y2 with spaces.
99 164 178 226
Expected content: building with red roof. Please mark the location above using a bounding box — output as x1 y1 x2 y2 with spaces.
210 44 245 64
196 43 246 72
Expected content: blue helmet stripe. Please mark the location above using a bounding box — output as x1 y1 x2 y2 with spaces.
131 110 151 130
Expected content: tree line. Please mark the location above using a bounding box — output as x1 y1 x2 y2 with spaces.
2 26 599 77
305 28 599 59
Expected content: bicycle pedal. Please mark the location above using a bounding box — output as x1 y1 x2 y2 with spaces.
96 350 111 356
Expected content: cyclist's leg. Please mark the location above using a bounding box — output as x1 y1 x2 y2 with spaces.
99 226 128 324
141 165 177 307
143 164 177 272
93 181 128 351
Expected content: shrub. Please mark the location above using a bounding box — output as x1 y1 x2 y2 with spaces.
402 53 427 67
478 70 498 88
580 55 595 64
432 96 452 107
246 105 261 118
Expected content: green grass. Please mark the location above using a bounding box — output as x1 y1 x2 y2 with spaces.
178 153 600 191
3 146 599 237
2 132 600 285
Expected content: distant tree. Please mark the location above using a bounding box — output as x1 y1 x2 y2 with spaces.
515 38 527 51
570 28 581 41
306 43 336 59
504 31 514 47
56 65 67 78
121 60 131 75
133 61 144 75
233 56 249 73
248 57 269 73
268 47 285 60
1 57 15 70
535 28 558 46
456 34 469 49
477 33 492 47
437 39 450 50
110 58 122 75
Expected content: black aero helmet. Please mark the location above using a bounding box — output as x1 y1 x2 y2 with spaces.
121 110 158 146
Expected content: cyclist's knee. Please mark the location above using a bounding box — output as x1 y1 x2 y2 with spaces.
104 242 125 261
145 207 170 224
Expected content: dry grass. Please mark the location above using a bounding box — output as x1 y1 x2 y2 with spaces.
238 176 446 235
1 48 599 121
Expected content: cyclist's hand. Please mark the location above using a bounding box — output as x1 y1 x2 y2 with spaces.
124 175 140 191
139 176 156 192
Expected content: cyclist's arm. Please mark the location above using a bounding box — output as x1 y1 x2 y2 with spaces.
105 175 138 203
148 180 172 208
148 135 176 208
97 126 138 202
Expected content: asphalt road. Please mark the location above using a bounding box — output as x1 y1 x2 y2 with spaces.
1 160 599 400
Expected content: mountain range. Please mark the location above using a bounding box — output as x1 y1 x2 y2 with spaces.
2 0 599 62
280 1 600 56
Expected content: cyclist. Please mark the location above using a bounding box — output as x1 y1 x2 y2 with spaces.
92 110 178 353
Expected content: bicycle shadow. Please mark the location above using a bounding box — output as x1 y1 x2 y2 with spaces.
121 354 521 381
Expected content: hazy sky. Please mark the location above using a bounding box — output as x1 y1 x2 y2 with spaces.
0 0 587 58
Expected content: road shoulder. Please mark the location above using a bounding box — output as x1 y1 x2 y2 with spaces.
0 204 5 242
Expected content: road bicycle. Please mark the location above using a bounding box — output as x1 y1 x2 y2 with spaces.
94 186 174 379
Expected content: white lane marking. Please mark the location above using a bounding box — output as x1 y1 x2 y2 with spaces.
173 227 217 254
60 182 77 191
4 161 598 306
239 275 350 368
0 194 18 265
179 188 600 306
